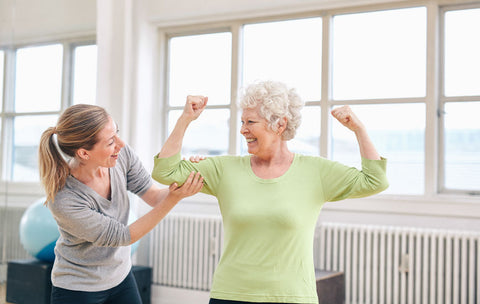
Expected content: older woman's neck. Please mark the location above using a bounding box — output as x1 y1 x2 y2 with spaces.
252 141 293 166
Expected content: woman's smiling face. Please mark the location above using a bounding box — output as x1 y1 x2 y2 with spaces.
240 107 279 157
87 116 125 167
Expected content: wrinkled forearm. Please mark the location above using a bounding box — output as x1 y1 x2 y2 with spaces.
355 127 381 160
157 115 191 158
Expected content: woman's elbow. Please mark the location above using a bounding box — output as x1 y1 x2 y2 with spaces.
151 171 172 185
363 173 389 195
374 176 389 194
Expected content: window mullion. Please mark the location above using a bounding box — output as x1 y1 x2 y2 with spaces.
229 23 241 155
161 33 170 149
3 48 16 113
425 2 441 197
1 49 16 181
61 42 74 109
320 14 332 159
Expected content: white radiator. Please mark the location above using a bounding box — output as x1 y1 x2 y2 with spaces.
149 214 479 304
315 223 480 304
0 207 30 265
149 213 223 291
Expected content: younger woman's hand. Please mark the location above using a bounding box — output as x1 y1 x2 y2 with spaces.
184 155 206 163
168 171 203 200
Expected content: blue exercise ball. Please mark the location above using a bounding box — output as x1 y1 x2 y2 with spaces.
20 198 140 262
19 198 59 262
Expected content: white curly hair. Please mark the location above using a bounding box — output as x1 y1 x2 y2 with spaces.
239 80 304 141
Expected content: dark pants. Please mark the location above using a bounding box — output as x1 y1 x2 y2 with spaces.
51 271 142 304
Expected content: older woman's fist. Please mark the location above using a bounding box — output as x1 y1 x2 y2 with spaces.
331 105 364 132
183 95 208 121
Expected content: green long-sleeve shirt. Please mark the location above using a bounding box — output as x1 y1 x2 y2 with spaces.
152 153 388 303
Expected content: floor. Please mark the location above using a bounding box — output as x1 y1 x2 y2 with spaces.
0 281 213 304
0 282 9 304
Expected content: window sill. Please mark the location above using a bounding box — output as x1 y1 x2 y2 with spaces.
174 192 480 220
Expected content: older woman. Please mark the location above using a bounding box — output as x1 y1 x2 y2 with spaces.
152 81 388 304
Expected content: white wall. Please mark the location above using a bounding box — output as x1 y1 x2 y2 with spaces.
145 0 403 26
0 0 96 45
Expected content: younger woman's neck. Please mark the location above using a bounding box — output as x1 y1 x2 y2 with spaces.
70 161 108 183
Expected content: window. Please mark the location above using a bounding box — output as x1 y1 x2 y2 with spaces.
243 18 323 102
15 44 63 113
12 45 63 180
0 40 97 183
331 7 426 195
443 8 480 97
443 102 480 192
162 4 480 197
167 32 232 155
242 18 323 156
332 104 425 195
332 8 426 100
441 7 480 193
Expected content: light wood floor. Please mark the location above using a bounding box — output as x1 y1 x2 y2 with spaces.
1 282 5 304
1 282 12 304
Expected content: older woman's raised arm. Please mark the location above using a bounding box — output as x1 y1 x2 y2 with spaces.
157 95 208 158
331 105 381 160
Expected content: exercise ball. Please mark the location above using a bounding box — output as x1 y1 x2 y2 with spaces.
19 198 59 262
19 198 140 262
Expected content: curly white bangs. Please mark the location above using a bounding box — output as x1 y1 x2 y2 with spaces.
239 81 304 140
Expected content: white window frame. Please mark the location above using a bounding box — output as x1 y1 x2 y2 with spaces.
0 37 96 196
158 1 480 202
438 2 480 196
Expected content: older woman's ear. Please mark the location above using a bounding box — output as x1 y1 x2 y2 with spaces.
277 117 288 135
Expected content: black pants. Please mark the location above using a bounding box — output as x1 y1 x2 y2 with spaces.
51 271 142 304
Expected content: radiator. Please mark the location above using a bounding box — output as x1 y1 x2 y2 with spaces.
315 223 479 304
149 215 479 304
149 213 223 291
0 207 30 265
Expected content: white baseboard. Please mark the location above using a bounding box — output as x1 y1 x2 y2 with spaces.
151 285 210 304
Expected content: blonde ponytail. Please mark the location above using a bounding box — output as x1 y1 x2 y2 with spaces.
38 104 109 204
38 127 70 204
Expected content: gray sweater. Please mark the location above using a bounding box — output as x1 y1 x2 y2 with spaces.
48 145 152 291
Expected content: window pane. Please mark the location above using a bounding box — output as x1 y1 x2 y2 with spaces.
332 104 425 195
73 45 97 104
0 50 4 108
444 102 480 191
243 18 322 101
168 109 229 156
13 115 58 181
15 44 63 112
288 106 320 155
168 33 231 106
444 8 480 97
332 7 426 100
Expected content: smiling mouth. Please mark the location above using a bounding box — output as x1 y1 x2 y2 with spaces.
246 138 257 143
